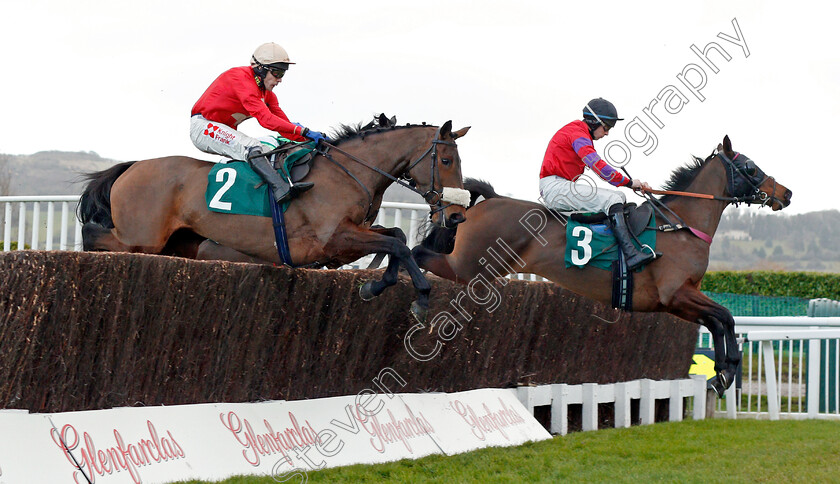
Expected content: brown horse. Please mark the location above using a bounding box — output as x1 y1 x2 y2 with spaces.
412 136 792 395
78 114 470 321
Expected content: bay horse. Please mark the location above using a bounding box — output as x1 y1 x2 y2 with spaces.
412 136 792 395
78 114 470 322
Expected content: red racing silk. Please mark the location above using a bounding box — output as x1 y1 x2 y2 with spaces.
539 120 630 187
192 66 306 141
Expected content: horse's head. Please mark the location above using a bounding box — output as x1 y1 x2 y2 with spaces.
406 120 471 227
717 135 792 211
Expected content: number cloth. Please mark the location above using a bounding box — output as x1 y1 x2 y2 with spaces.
204 140 315 216
564 214 657 271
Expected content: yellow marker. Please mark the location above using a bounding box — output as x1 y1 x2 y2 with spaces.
689 353 716 381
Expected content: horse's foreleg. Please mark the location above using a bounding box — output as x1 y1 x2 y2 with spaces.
359 227 406 300
328 225 431 322
411 245 461 282
669 282 739 396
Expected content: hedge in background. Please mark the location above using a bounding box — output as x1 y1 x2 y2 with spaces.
0 251 698 413
701 271 840 300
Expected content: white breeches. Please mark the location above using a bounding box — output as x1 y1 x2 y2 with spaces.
190 115 278 162
539 175 626 214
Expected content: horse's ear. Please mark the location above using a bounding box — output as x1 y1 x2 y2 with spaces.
377 113 389 127
722 135 733 154
439 120 453 138
389 115 397 126
452 126 471 140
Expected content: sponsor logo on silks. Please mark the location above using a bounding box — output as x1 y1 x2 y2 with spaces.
204 123 220 138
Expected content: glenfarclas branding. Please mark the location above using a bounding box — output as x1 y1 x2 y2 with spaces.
451 397 526 441
50 420 185 484
352 402 435 453
220 411 321 466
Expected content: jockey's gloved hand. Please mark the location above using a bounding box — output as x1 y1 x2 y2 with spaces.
302 127 329 144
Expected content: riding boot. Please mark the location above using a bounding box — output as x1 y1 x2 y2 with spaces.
608 203 656 271
247 146 313 204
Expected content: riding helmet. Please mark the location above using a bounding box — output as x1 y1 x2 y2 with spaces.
583 98 624 129
250 42 294 77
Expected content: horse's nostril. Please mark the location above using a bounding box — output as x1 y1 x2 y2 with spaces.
449 213 465 225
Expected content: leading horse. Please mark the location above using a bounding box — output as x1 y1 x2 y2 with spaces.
412 136 792 395
79 114 470 321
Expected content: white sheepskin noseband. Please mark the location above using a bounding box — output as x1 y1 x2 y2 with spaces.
441 187 471 207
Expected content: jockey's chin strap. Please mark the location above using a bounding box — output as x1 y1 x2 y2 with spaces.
317 135 470 225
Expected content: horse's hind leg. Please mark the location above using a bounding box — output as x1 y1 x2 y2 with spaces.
195 239 274 264
82 222 133 252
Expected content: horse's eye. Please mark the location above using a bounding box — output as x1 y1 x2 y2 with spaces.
745 160 757 177
441 158 452 166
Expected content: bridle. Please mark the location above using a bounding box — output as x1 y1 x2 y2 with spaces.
316 125 467 224
717 151 782 208
635 150 785 244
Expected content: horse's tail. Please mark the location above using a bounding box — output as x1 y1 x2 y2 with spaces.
416 178 502 254
77 161 137 228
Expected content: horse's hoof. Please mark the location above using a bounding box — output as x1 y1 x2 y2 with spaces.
410 301 428 323
359 281 376 301
708 376 726 397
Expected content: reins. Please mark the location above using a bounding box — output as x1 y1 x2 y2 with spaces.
315 130 459 223
622 151 778 245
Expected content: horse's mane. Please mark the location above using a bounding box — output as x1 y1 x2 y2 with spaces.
329 116 435 145
659 153 715 203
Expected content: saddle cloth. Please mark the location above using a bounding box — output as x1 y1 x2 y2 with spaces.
564 203 657 272
204 140 316 217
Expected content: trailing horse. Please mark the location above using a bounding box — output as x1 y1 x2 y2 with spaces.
412 136 792 395
78 114 470 322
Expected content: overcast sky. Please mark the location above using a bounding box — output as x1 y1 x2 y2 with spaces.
1 0 837 214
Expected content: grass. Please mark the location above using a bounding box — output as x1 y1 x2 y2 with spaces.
172 418 840 483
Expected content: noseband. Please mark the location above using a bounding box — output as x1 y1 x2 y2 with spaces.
717 151 781 207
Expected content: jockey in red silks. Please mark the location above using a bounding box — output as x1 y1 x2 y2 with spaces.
539 97 655 270
190 42 328 204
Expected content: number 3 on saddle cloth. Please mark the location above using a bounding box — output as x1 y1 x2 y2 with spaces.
204 139 317 217
563 203 657 310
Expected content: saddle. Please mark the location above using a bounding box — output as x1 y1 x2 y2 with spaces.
566 202 654 237
268 140 317 183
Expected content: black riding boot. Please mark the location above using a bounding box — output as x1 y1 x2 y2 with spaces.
247 146 313 204
608 203 655 271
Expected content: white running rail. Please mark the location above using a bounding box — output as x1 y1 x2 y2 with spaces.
2 196 547 280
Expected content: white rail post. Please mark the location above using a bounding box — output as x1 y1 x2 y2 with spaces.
640 379 655 425
46 202 55 250
582 383 598 431
60 201 69 250
3 203 11 251
517 386 536 416
762 341 780 420
669 380 683 422
808 338 821 418
614 381 632 428
691 375 707 420
550 384 569 435
31 202 41 249
18 202 26 249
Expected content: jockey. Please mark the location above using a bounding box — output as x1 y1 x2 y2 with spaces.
539 97 655 270
190 42 329 204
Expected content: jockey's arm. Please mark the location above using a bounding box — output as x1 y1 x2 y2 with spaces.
238 90 307 142
573 137 631 187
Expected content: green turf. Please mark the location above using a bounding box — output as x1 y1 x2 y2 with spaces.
172 419 840 483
